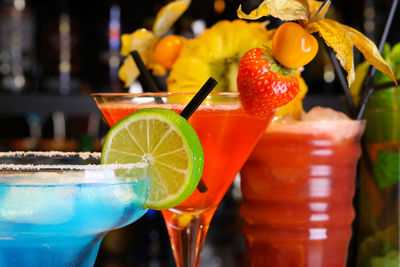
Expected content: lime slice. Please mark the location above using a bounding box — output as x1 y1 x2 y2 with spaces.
101 108 204 210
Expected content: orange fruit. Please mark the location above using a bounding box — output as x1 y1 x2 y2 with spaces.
272 22 318 69
154 35 186 69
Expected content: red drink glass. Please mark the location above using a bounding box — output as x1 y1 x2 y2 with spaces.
92 92 275 267
240 118 365 267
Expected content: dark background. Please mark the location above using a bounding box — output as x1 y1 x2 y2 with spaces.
1 0 399 96
0 0 399 143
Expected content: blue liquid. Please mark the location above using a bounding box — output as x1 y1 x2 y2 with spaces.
0 179 148 266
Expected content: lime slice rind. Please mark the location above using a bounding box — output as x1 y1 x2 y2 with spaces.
101 108 204 210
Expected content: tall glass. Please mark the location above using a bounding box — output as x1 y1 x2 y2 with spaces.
356 93 400 266
92 92 276 267
240 118 365 267
0 151 149 267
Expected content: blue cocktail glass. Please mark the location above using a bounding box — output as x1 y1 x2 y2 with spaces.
0 151 149 267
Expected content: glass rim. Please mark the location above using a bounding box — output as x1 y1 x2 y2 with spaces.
272 116 366 123
0 151 147 171
91 92 240 97
268 118 366 139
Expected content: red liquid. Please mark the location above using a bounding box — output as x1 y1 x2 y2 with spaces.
99 102 273 210
240 120 364 267
97 100 275 266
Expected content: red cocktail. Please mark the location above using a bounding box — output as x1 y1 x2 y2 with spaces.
92 92 275 266
240 109 365 267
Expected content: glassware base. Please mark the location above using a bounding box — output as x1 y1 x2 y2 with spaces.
162 207 218 267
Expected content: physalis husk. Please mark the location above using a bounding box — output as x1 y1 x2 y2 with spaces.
238 0 396 87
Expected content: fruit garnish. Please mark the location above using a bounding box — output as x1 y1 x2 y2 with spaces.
152 0 190 38
119 29 158 87
237 47 300 116
118 0 191 87
167 20 274 92
238 0 397 87
272 22 318 68
154 35 186 69
101 108 204 210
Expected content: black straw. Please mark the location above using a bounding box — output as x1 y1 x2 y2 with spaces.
325 44 356 117
357 0 398 120
181 77 218 193
357 79 399 118
373 79 400 91
365 0 398 83
180 77 218 120
131 50 160 92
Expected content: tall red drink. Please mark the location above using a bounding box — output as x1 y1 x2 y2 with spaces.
240 107 365 267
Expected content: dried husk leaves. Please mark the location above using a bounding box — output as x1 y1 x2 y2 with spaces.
237 0 396 87
307 19 355 85
237 0 309 21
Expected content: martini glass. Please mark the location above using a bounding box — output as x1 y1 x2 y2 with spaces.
92 92 276 266
0 151 149 267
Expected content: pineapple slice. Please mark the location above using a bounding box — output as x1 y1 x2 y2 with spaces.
167 20 273 92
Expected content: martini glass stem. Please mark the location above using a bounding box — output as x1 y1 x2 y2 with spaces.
162 207 217 267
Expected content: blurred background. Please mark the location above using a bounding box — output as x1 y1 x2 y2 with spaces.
0 0 399 266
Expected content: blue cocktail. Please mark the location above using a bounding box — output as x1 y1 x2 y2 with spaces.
0 151 149 267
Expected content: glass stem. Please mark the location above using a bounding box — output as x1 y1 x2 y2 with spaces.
162 207 217 267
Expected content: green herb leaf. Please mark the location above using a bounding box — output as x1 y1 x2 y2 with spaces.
373 150 400 188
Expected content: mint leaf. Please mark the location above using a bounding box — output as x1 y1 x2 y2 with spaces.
373 150 400 188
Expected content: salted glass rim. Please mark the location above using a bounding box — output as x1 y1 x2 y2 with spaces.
0 151 147 171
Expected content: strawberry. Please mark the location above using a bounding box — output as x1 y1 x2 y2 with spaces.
237 47 299 116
